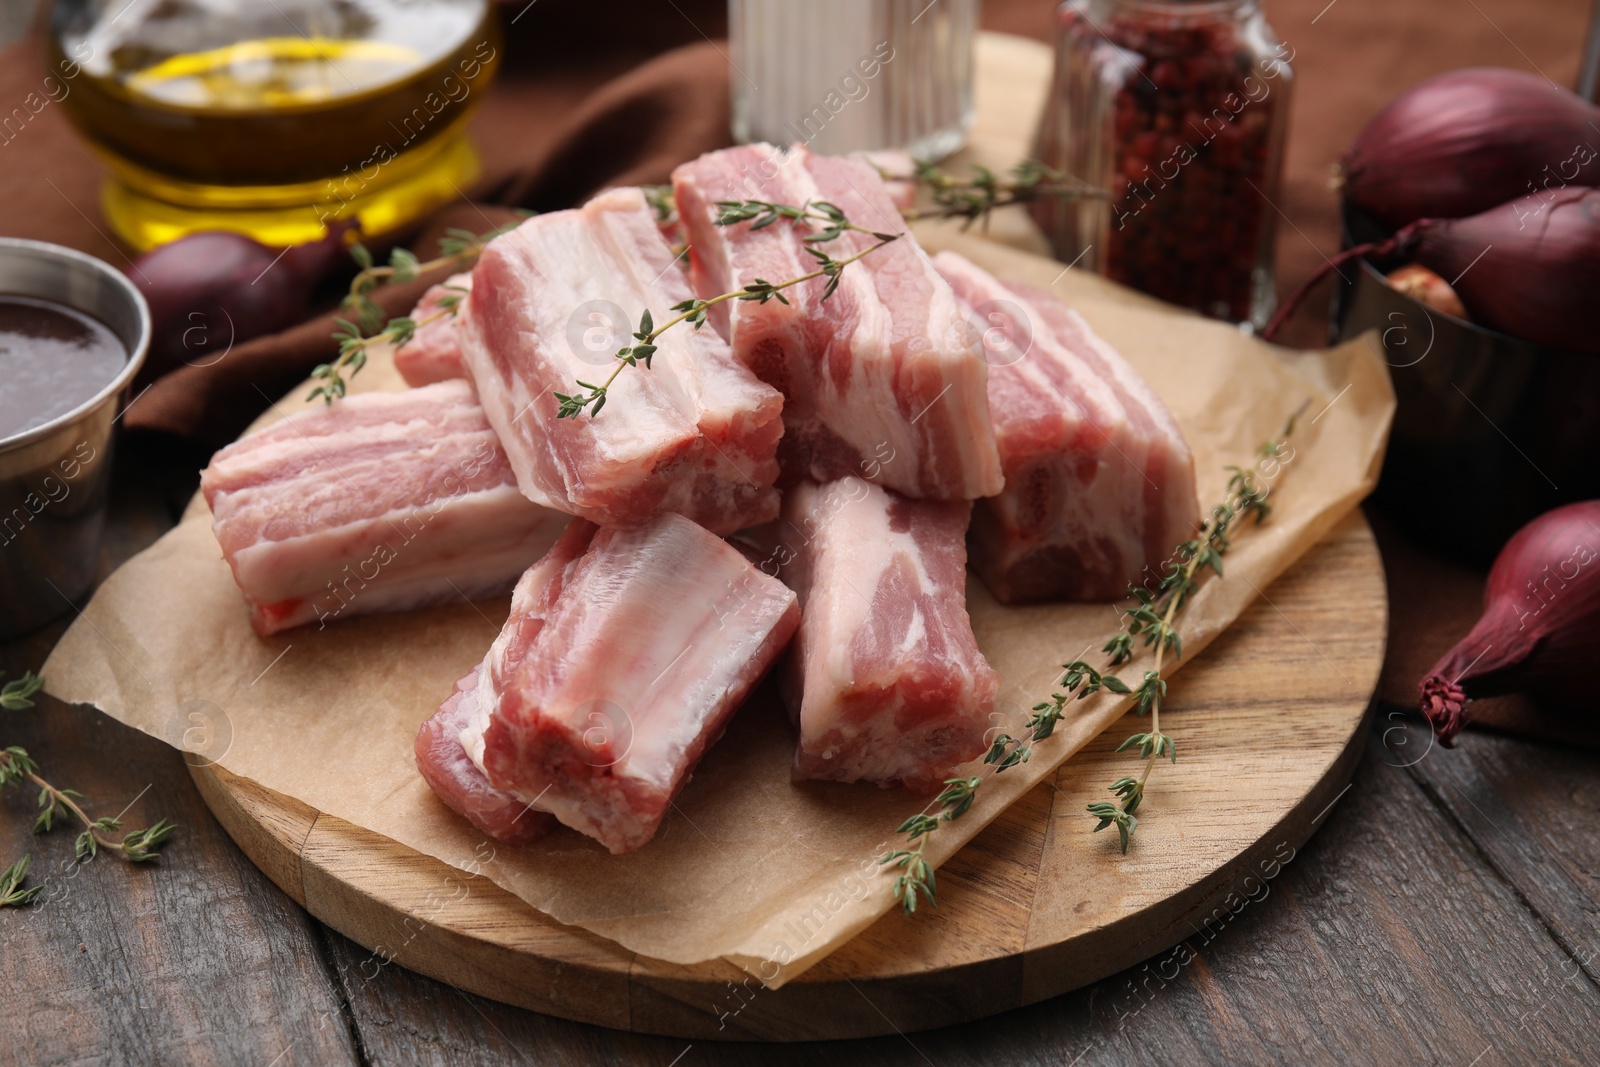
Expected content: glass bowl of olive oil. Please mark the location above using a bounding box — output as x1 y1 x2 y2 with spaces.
49 0 502 251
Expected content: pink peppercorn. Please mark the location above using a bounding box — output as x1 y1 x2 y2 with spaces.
1032 0 1294 326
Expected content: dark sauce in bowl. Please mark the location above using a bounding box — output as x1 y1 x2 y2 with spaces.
0 238 148 641
0 295 128 442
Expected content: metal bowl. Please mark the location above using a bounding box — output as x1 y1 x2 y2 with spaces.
0 238 151 640
1332 205 1600 564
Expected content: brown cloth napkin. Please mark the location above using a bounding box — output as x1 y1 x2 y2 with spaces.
0 0 1593 741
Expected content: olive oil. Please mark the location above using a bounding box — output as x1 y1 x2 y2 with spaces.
49 0 502 250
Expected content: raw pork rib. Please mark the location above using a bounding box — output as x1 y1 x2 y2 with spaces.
416 668 557 845
934 251 1200 603
459 187 784 534
854 149 918 213
762 476 998 793
202 380 570 636
394 272 471 386
459 514 800 853
672 144 1003 501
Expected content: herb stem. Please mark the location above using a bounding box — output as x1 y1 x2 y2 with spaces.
881 411 1303 911
885 159 1106 231
1136 535 1189 775
2 672 176 873
310 298 464 403
336 304 453 361
23 767 109 849
343 251 463 314
310 219 525 403
0 748 174 863
0 855 40 907
556 227 900 419
311 160 1102 405
620 235 889 384
363 305 455 350
900 187 1107 224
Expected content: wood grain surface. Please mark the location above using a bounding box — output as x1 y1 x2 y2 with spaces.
3 365 1596 1067
6 1 1600 1063
0 437 362 1067
184 511 1384 1041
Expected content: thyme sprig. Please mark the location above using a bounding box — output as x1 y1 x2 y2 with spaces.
0 855 41 907
642 184 678 225
880 776 980 914
880 414 1301 913
1 671 176 906
308 219 524 403
713 199 899 245
311 284 468 402
1085 436 1287 851
308 158 1093 405
890 159 1105 230
2 671 42 711
554 203 900 419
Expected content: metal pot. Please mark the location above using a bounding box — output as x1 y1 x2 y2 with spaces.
1333 205 1600 565
0 238 151 639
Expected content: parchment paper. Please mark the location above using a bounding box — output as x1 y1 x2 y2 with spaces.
42 228 1393 986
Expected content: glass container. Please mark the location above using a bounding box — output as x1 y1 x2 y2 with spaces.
47 0 502 251
1031 0 1292 327
730 0 977 160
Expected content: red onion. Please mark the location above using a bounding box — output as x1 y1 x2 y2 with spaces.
127 225 352 377
1383 264 1467 319
1420 500 1600 746
1265 187 1600 353
1341 68 1600 230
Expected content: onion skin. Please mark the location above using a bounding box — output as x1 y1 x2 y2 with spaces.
126 226 353 379
1342 68 1600 231
1384 264 1467 319
1410 187 1600 353
1265 188 1600 353
1420 500 1600 746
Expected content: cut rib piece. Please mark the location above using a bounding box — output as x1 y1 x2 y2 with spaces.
854 149 919 214
757 476 998 794
672 143 1003 501
458 186 784 534
460 514 800 854
416 667 557 846
394 272 471 386
201 380 570 636
933 251 1200 603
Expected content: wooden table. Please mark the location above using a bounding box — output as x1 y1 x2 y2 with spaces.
2 447 1597 1067
6 0 1600 1060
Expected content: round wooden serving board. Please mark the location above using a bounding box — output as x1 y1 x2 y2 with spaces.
190 511 1385 1041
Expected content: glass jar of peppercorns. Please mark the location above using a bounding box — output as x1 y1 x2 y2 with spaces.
1031 0 1293 327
